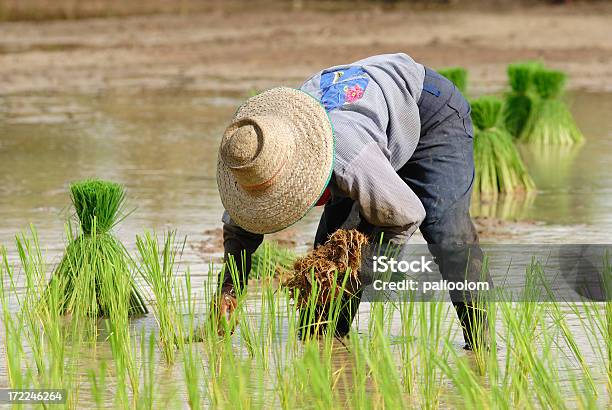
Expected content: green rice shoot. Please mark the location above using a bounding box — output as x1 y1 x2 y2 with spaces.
250 240 295 279
1 229 610 408
503 61 542 138
437 66 468 95
49 179 148 317
471 96 536 196
520 68 584 145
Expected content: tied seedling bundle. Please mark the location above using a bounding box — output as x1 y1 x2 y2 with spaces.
50 179 148 317
503 61 542 138
472 96 535 196
283 229 368 307
520 68 583 145
438 67 468 95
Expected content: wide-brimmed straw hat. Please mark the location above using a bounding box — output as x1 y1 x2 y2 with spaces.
217 87 334 234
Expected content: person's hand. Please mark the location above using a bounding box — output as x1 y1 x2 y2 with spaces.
216 284 237 335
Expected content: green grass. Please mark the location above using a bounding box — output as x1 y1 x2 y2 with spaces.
1 227 610 408
437 67 468 95
471 95 536 196
520 68 584 145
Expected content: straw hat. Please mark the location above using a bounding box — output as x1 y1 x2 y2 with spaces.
217 87 334 234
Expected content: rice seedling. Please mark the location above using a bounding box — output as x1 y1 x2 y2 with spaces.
548 301 596 397
366 302 405 408
435 349 490 409
396 291 418 395
104 280 140 408
49 179 147 317
250 240 296 280
520 68 584 145
471 95 536 196
295 341 345 409
346 334 371 408
177 270 205 409
270 286 302 408
135 230 182 363
0 247 27 392
88 360 108 410
503 61 542 138
15 230 66 386
2 223 611 408
569 372 600 410
204 325 262 408
1 227 89 409
437 66 468 95
139 331 158 410
416 299 453 409
570 255 611 396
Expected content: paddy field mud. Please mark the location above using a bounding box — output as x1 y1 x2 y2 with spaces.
1 2 612 96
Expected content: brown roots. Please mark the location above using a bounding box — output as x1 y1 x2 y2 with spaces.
283 229 369 307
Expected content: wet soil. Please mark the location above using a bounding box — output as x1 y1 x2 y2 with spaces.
1 3 611 95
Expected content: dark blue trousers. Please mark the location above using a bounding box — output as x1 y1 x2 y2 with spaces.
312 68 491 341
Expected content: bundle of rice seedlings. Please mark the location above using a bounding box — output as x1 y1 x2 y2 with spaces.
471 96 536 196
283 229 368 307
50 179 148 317
520 68 584 145
437 67 468 95
503 61 542 138
250 240 296 280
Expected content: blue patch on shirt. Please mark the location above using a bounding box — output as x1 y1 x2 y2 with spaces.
319 67 369 111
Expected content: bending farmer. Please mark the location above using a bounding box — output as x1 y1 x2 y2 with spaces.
216 53 492 349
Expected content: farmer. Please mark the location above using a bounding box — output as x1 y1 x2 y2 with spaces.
216 53 491 349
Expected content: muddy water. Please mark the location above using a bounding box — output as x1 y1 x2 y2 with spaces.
473 91 612 242
0 90 326 263
1 90 611 254
520 92 612 236
0 89 611 405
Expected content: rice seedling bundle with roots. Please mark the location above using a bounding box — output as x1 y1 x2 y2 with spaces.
437 67 468 95
50 179 148 317
472 96 536 196
503 61 542 138
283 229 368 307
520 68 584 145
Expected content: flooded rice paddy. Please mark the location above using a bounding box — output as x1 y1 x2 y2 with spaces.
0 89 611 408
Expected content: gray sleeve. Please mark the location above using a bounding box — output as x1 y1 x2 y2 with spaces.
335 141 426 235
221 211 264 289
302 59 424 238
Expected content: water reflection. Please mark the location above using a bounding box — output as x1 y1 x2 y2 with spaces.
518 143 584 190
471 191 536 220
